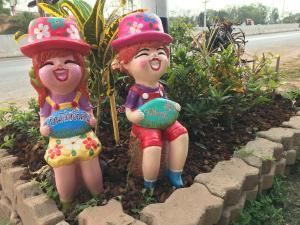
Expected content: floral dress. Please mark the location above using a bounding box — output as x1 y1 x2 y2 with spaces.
44 92 101 168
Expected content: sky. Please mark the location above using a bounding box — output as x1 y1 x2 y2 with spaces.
12 0 300 17
168 0 300 16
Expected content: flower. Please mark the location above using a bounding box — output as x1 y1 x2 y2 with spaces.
143 13 157 23
33 23 50 40
83 137 97 150
129 21 143 34
231 86 245 93
48 144 63 159
63 137 81 151
47 17 65 30
67 24 80 40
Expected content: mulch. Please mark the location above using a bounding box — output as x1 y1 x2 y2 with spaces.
0 95 298 223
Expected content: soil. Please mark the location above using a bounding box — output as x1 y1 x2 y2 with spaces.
0 95 299 223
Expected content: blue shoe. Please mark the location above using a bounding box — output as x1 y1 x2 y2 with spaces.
143 180 156 189
165 169 184 188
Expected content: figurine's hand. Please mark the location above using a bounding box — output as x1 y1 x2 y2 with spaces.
175 103 181 112
89 117 97 127
131 110 144 124
40 125 51 137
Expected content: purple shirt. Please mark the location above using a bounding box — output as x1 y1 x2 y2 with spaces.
125 83 166 110
39 91 92 117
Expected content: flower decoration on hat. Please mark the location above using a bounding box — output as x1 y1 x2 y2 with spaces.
47 17 65 30
67 24 80 40
143 13 157 24
34 23 50 40
129 21 143 34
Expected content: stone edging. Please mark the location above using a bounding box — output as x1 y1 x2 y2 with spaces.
1 112 300 225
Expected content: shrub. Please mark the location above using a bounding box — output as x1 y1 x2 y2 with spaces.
2 12 37 34
233 176 289 225
165 19 281 138
0 99 42 146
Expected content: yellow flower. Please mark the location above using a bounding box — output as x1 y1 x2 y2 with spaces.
231 87 245 93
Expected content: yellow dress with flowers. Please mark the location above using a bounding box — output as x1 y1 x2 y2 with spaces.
44 92 101 168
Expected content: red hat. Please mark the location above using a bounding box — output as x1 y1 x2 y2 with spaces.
111 12 172 52
20 17 90 57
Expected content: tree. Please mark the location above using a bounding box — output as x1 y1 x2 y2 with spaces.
283 13 300 23
0 0 10 14
270 8 279 24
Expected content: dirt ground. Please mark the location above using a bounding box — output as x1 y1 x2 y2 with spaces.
279 54 300 91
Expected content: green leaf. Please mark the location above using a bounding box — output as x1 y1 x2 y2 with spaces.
38 3 64 17
83 0 105 45
73 0 92 20
59 0 86 30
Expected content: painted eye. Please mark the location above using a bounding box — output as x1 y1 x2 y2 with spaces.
134 52 149 58
39 61 53 68
65 60 78 65
158 51 166 55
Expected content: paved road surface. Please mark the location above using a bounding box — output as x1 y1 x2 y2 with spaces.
245 31 300 57
0 57 34 108
1 31 300 108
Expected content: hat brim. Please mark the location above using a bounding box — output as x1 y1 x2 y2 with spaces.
20 39 90 57
112 31 172 52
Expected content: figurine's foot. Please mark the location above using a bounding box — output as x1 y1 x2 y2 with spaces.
61 200 72 213
143 179 156 195
165 169 184 188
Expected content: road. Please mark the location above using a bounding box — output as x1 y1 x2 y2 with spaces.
245 31 300 57
0 31 300 108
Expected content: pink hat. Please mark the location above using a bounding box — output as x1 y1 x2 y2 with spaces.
111 12 172 52
20 17 90 58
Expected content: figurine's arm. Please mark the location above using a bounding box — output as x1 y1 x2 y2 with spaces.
125 107 144 124
87 109 97 127
40 116 51 137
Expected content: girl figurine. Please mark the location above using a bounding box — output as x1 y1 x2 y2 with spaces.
112 12 189 190
20 17 103 209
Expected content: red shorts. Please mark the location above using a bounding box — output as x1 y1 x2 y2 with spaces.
131 121 188 149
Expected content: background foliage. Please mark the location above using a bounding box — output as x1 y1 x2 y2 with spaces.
154 19 281 139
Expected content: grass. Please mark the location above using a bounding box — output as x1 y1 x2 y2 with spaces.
232 161 300 225
0 219 10 225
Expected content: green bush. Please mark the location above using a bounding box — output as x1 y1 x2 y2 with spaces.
0 99 42 146
1 12 36 34
233 176 289 225
165 19 280 138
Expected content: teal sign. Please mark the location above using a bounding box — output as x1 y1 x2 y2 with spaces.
138 98 179 129
45 108 91 138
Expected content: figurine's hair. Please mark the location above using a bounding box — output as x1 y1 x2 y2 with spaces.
115 41 170 73
32 49 89 107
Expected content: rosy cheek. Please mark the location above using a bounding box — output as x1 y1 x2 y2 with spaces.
138 59 148 68
39 67 53 85
69 65 82 80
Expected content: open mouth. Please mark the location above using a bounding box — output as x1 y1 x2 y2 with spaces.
149 58 161 71
53 69 68 82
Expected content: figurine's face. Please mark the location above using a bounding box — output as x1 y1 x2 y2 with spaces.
39 55 82 95
123 46 169 85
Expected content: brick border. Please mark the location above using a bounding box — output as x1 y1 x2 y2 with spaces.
1 113 300 225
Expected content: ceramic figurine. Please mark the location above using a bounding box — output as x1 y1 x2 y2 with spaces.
112 12 189 190
20 17 103 209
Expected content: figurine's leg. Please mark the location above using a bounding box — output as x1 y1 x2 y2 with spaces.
79 157 103 195
142 146 162 188
53 163 77 202
164 121 189 188
168 133 189 170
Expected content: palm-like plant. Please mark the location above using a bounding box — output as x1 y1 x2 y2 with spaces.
18 0 143 143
